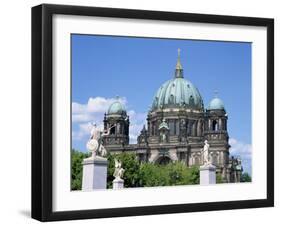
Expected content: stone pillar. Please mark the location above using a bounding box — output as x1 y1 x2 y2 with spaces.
237 170 242 183
113 178 124 189
200 164 216 185
82 156 108 191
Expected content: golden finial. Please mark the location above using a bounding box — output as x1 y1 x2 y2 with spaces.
175 48 183 70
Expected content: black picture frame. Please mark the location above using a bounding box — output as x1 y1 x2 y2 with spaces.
32 4 274 222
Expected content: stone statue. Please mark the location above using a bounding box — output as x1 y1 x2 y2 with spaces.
159 119 169 143
202 140 211 165
161 132 166 143
113 159 125 180
86 123 115 159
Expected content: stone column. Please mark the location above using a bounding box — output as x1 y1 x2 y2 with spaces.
113 178 124 189
200 164 216 185
82 156 108 191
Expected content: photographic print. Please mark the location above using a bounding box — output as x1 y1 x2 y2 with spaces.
32 4 273 221
71 35 252 191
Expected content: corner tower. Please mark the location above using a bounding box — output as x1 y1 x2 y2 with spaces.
102 97 129 149
205 92 228 140
204 92 230 176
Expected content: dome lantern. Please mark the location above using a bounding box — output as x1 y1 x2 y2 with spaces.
107 96 126 115
175 48 184 78
208 91 225 110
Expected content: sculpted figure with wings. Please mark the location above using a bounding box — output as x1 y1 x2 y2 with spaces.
113 159 125 180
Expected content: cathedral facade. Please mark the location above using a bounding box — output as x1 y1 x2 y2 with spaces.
102 51 242 183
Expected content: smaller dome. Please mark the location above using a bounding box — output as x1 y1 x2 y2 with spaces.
108 100 126 115
208 97 225 110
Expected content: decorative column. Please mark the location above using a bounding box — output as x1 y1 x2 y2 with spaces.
113 178 124 189
112 159 125 190
82 156 108 191
200 140 216 185
200 164 216 185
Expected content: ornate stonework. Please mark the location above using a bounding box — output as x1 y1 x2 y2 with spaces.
102 51 242 183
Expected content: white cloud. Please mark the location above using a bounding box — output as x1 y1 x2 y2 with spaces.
72 122 92 141
72 97 146 143
72 114 93 123
229 138 252 174
229 138 252 159
129 123 146 144
72 96 127 123
127 110 147 144
87 97 127 113
72 102 86 114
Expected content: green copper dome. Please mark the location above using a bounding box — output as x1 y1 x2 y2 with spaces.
151 49 204 111
108 99 126 115
208 97 225 110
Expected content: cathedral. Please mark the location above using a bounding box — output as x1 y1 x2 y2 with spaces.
102 50 242 183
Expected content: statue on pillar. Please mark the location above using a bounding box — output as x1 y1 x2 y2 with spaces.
113 159 125 180
86 123 116 159
202 140 211 165
199 140 216 185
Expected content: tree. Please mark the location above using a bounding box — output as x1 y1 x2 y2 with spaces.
241 172 252 182
139 162 199 187
107 152 141 188
216 172 223 183
139 163 169 187
72 151 202 190
71 149 89 190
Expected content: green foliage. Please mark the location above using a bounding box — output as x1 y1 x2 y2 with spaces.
71 149 89 190
72 151 200 190
139 162 199 187
216 172 223 183
107 152 141 188
188 166 200 184
241 172 252 182
139 163 169 187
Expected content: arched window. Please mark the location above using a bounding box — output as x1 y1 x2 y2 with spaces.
157 156 171 165
110 125 115 135
197 121 201 136
169 94 175 104
187 120 193 136
192 121 197 136
116 123 120 134
212 120 218 131
189 95 195 106
179 152 185 161
212 153 218 165
169 120 175 135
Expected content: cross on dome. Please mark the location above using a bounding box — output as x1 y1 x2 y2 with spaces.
175 48 183 78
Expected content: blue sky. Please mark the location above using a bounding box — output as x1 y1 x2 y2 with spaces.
71 34 252 174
